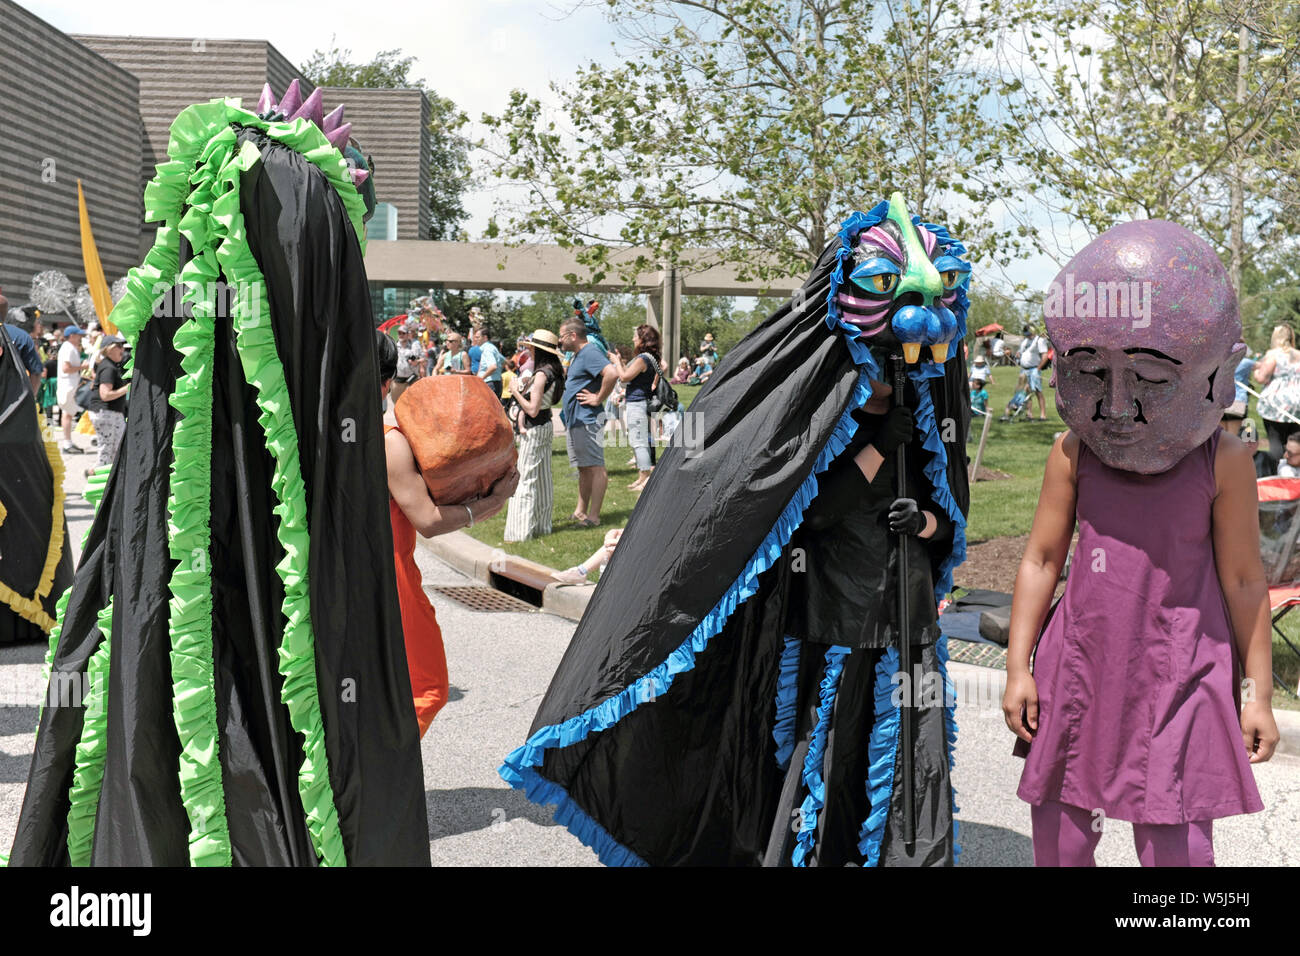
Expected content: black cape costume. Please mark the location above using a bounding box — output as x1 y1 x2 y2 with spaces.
500 204 971 866
0 325 74 645
7 100 428 866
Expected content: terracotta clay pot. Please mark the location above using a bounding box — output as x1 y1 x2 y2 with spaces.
394 375 517 504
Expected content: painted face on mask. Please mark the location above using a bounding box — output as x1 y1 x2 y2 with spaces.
1044 220 1243 475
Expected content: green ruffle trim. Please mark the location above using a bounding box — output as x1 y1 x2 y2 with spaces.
50 96 362 867
65 600 113 866
37 462 113 733
209 137 347 866
162 128 235 867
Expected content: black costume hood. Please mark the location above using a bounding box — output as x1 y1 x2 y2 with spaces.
500 205 972 865
8 101 428 866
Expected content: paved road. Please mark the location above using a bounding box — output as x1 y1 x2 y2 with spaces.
3 436 1297 865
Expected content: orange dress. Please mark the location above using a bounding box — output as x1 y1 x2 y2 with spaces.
386 424 449 736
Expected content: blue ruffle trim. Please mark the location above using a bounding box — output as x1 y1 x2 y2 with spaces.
825 204 888 370
498 763 648 867
907 372 968 604
936 634 961 863
498 369 873 865
791 645 851 867
858 645 901 867
772 636 801 769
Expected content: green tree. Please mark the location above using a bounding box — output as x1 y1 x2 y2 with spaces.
482 0 1032 289
995 0 1300 291
301 41 473 240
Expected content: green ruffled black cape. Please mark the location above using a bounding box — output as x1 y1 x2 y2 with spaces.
8 102 428 866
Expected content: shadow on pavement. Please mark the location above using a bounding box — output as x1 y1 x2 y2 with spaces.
425 785 562 840
0 643 48 665
957 820 1034 866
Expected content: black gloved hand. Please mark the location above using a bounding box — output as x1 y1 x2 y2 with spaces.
872 405 913 456
888 497 926 535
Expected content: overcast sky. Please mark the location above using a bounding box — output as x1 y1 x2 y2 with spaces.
28 0 1066 295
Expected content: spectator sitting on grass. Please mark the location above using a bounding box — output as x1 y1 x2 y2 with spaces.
552 528 624 585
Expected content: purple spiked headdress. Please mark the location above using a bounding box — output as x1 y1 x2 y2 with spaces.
255 80 369 190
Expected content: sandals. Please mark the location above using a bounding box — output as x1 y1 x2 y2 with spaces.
578 517 601 528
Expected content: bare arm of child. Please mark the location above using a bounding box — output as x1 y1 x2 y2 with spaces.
1212 432 1280 763
1003 431 1079 742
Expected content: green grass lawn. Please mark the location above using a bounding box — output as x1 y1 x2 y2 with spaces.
463 367 1300 701
965 365 1063 543
465 384 702 575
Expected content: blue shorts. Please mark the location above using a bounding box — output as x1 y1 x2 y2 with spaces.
1027 367 1042 393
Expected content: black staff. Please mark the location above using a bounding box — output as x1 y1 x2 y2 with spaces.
889 352 916 849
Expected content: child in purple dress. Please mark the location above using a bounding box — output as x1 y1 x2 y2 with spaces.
1003 221 1280 866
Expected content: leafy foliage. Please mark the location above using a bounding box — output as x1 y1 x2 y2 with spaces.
301 41 473 240
482 0 1033 288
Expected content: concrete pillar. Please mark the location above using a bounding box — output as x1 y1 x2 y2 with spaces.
663 265 683 369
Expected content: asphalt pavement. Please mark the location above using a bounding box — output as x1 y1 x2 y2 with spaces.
2 433 1297 866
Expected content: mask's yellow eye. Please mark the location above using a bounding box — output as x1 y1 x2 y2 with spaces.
942 270 960 290
871 273 897 294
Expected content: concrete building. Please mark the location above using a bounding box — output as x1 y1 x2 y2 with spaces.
0 2 435 307
73 35 307 226
319 87 431 242
0 0 141 302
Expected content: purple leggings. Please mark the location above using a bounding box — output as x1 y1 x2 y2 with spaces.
1031 800 1215 867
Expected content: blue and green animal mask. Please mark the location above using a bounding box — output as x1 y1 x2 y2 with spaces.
828 192 970 366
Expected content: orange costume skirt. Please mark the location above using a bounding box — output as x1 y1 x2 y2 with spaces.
387 425 450 736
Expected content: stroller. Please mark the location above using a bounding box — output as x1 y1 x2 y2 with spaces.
1255 476 1300 699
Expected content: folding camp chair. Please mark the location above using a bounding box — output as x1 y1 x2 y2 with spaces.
1256 477 1300 699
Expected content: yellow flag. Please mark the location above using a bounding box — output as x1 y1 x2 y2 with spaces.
77 179 118 335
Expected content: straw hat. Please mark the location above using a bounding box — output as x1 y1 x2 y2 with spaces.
526 329 563 356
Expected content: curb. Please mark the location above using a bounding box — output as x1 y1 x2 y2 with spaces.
416 531 595 622
417 532 1300 756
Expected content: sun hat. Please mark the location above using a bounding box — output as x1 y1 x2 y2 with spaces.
525 329 563 356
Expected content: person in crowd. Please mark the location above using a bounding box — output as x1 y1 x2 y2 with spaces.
467 307 486 375
969 352 992 389
0 290 42 396
560 315 617 527
1017 325 1051 421
40 335 58 425
605 346 628 447
515 337 534 376
440 331 469 374
609 324 662 492
378 330 519 735
1222 347 1255 437
504 329 567 542
391 325 423 404
473 326 505 394
56 325 88 454
87 333 129 473
671 356 691 384
969 379 989 443
1276 431 1300 478
1253 325 1300 475
990 331 1008 365
500 358 516 406
1000 372 1030 422
551 527 624 585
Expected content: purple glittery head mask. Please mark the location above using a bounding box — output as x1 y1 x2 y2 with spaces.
1044 220 1243 474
